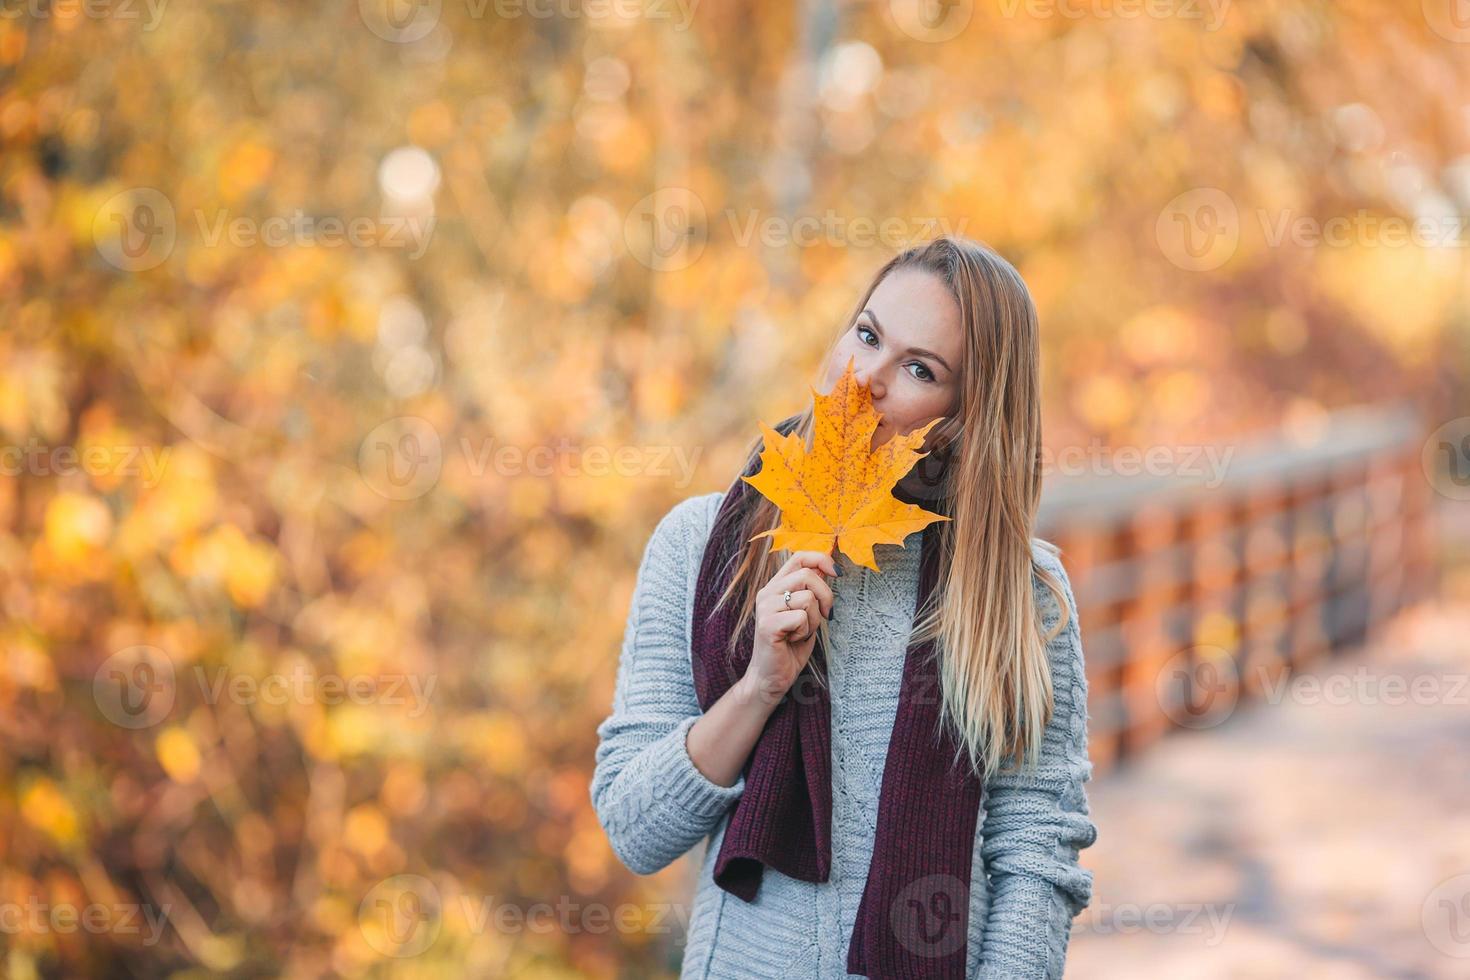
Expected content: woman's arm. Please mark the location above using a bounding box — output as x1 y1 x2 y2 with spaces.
976 551 1099 979
590 493 749 876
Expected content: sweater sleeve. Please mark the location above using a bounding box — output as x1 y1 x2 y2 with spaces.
977 551 1098 980
590 492 746 876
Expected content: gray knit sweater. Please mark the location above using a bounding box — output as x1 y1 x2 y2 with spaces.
591 491 1097 979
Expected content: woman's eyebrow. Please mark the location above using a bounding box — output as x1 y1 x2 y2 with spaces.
862 310 954 374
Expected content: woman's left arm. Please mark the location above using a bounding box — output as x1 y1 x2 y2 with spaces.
976 552 1099 979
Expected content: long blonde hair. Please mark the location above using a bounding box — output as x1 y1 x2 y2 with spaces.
712 236 1071 780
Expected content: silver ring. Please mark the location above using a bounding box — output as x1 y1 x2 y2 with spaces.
782 589 793 609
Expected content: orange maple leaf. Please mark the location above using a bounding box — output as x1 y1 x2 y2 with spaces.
741 355 952 572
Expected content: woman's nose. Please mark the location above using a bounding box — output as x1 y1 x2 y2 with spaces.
855 367 884 399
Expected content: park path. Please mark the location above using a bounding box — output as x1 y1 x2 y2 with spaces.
1066 596 1470 979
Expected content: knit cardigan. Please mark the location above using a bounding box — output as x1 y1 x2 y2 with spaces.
591 491 1098 978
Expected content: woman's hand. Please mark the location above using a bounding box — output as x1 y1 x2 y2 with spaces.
686 549 842 788
744 551 839 704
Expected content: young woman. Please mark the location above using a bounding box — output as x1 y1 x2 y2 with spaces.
592 237 1097 979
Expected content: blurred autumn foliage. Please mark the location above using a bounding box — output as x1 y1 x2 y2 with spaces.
0 0 1467 976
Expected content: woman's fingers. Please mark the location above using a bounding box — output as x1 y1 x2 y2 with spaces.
776 549 839 582
767 587 815 621
770 569 833 619
769 609 813 644
793 568 834 618
766 585 828 643
759 551 839 641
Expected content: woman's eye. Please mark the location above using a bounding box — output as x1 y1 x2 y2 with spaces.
856 324 935 382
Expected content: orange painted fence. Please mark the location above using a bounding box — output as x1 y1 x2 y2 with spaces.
1036 403 1438 774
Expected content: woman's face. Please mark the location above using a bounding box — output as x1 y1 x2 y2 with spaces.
821 268 963 454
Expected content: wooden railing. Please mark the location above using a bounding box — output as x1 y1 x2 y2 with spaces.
1036 402 1438 774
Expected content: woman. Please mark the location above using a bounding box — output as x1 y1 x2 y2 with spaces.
591 237 1097 979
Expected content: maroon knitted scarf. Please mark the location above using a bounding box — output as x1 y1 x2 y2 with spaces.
689 419 987 978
